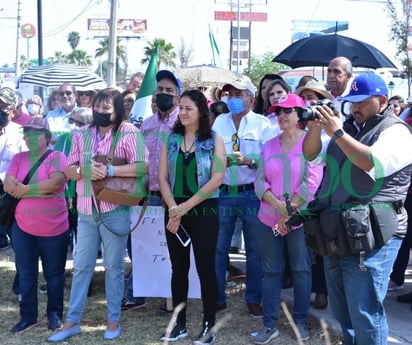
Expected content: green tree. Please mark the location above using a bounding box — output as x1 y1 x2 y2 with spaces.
66 49 92 66
386 0 412 96
19 55 33 69
177 37 193 68
95 36 127 81
243 52 287 86
47 51 68 64
141 38 176 69
67 31 81 50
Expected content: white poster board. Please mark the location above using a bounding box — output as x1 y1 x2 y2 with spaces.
131 205 201 298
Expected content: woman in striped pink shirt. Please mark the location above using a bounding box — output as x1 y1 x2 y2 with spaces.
49 88 147 342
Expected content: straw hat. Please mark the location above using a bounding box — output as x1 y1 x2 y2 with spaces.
295 81 332 100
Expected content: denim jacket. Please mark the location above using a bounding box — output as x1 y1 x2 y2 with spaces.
167 132 219 199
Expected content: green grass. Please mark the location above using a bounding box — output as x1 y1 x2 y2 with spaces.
0 248 342 345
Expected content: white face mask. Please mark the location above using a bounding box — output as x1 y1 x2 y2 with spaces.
220 96 228 104
27 104 40 114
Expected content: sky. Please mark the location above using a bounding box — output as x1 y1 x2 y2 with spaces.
0 0 400 75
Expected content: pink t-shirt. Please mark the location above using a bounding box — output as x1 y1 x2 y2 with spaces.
255 133 323 228
7 150 68 237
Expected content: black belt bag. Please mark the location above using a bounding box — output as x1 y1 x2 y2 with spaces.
303 201 400 257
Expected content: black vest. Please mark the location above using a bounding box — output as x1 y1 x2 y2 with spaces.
317 114 412 235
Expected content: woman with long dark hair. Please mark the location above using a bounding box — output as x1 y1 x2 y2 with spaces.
159 90 226 344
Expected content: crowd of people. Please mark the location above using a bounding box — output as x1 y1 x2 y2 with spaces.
1 58 412 345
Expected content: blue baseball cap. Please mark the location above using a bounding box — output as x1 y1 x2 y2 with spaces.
343 73 388 102
156 70 182 95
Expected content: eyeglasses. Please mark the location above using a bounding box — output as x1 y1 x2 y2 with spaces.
58 90 73 97
231 133 239 152
78 91 92 97
68 117 85 127
276 107 295 116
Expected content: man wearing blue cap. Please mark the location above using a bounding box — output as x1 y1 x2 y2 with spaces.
303 72 412 345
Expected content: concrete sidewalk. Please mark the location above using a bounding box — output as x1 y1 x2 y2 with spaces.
230 253 412 345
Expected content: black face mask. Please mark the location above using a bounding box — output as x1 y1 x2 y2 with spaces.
93 111 113 127
0 109 9 128
156 93 174 112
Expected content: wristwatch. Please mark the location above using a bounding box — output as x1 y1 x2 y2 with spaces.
76 166 81 175
332 129 344 141
248 159 257 169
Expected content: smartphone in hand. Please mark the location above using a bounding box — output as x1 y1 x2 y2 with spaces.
176 224 191 247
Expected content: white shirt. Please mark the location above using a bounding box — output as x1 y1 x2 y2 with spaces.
0 121 27 181
46 107 75 135
311 123 412 180
212 110 274 185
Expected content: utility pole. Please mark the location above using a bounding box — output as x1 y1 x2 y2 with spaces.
15 0 22 76
107 0 118 87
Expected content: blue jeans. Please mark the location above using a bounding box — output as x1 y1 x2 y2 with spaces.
12 222 69 322
324 237 402 345
66 206 129 324
260 223 312 328
215 189 262 305
125 195 163 301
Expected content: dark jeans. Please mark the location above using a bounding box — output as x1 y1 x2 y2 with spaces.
12 221 69 322
165 198 219 326
390 194 412 285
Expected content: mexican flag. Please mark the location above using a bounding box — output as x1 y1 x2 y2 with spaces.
130 45 159 125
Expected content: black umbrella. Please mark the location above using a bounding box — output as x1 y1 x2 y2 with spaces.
273 34 397 69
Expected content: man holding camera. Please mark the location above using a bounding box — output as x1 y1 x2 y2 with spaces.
303 72 412 345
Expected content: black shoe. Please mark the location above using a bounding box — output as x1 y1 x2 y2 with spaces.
397 291 412 304
121 298 147 311
229 246 240 254
48 315 63 331
11 320 38 333
193 322 216 345
160 322 188 341
39 283 47 294
157 302 173 315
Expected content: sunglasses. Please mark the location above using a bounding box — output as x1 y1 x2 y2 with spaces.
78 91 92 97
68 117 85 127
276 107 295 116
231 133 239 152
58 90 73 97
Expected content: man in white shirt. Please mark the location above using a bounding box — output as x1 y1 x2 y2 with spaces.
212 77 273 318
46 83 77 143
0 87 27 249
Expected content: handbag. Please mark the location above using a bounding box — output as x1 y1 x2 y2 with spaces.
0 150 53 228
91 124 147 206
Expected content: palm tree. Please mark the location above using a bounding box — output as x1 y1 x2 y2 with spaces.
66 50 92 66
47 51 68 64
95 36 127 81
141 38 176 70
67 31 81 50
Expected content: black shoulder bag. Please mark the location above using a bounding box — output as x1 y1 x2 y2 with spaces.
0 150 53 228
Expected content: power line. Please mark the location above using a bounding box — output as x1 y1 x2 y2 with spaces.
43 0 99 37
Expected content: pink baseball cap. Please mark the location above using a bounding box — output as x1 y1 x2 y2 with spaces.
269 93 305 113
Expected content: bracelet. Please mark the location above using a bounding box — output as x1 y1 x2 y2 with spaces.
107 165 115 177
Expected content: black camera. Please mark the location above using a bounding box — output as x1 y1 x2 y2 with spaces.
296 99 339 123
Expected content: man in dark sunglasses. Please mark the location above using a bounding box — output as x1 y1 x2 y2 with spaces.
46 83 77 144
